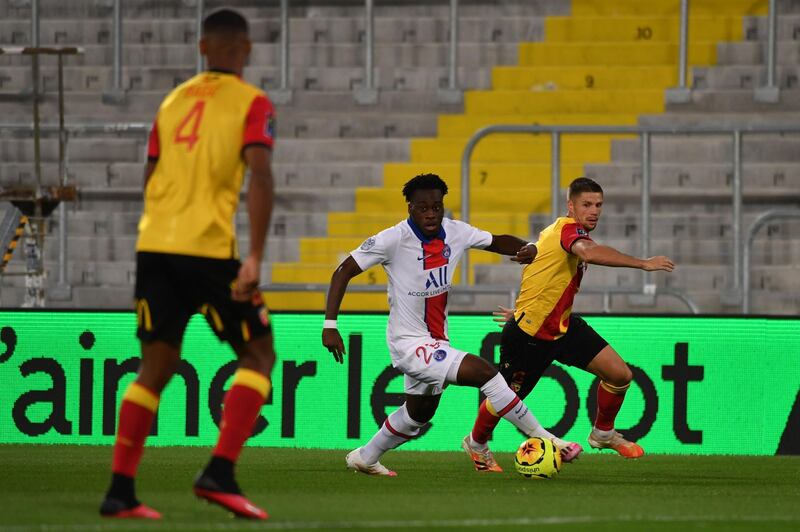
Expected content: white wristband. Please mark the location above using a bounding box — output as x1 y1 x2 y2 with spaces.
323 319 338 329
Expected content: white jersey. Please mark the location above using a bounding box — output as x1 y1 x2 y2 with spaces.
350 217 492 344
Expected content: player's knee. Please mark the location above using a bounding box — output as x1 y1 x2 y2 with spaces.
405 403 436 424
606 363 632 387
234 335 276 376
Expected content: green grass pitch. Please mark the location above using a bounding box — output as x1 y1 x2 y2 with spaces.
0 445 798 531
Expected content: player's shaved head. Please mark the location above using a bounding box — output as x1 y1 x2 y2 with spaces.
202 9 249 36
568 177 603 201
199 9 251 76
402 173 448 202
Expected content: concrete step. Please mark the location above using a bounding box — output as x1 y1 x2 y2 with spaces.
0 136 143 163
0 161 385 189
0 90 464 119
716 40 800 66
0 0 568 19
584 161 800 188
692 65 800 90
0 16 545 46
666 88 800 113
0 42 519 69
0 65 495 93
610 135 800 163
274 138 409 163
743 14 800 41
638 111 800 128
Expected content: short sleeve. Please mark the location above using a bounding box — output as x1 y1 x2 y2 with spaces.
560 223 592 253
449 219 493 249
350 227 400 271
243 94 275 150
147 118 159 161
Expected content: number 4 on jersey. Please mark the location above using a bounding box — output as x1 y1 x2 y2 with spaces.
174 101 205 151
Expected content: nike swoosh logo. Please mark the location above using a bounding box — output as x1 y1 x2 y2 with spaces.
417 255 434 261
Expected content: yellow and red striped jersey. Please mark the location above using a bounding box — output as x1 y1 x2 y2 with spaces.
514 216 592 340
137 70 275 259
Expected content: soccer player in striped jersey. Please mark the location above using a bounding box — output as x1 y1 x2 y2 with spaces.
466 177 675 464
99 9 276 520
321 174 583 475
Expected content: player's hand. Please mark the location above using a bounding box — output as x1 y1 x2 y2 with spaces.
642 256 675 272
492 305 515 327
510 243 537 264
232 255 260 302
322 328 346 364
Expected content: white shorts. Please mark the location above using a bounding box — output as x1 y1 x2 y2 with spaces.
388 336 467 396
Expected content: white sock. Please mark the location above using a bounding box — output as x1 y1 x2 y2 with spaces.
480 374 556 441
592 427 614 440
359 404 425 464
468 434 488 451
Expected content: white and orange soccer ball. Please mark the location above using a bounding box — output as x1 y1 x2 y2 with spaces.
514 437 561 479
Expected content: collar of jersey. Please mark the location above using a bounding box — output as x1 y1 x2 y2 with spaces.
206 67 238 76
406 217 446 243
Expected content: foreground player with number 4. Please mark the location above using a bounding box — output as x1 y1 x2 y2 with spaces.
468 177 675 463
100 9 276 519
321 174 583 475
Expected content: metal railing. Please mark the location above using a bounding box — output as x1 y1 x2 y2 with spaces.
24 0 787 105
755 0 780 102
89 0 463 105
742 209 800 313
258 283 700 314
460 123 800 306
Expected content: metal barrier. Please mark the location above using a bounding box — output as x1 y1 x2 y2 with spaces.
260 283 699 314
460 123 800 304
742 209 800 313
755 0 780 102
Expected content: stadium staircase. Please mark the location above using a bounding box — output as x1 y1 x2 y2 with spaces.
0 0 798 313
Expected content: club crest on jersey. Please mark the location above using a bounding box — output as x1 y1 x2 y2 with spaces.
577 227 588 236
266 115 276 139
442 244 451 258
360 236 376 251
433 349 447 362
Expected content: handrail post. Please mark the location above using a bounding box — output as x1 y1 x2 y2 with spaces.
459 127 488 287
665 0 691 103
732 130 743 298
195 0 204 74
629 131 656 306
550 131 561 221
31 0 39 48
641 131 653 291
354 0 378 104
754 0 780 102
102 0 126 104
438 0 463 104
272 0 294 104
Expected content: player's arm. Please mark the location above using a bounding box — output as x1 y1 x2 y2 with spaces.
571 239 674 272
322 256 364 363
143 117 159 190
232 145 274 301
484 235 538 264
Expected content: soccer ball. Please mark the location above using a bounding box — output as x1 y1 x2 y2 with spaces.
514 437 561 479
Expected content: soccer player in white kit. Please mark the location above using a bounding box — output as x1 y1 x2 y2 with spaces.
322 174 582 475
